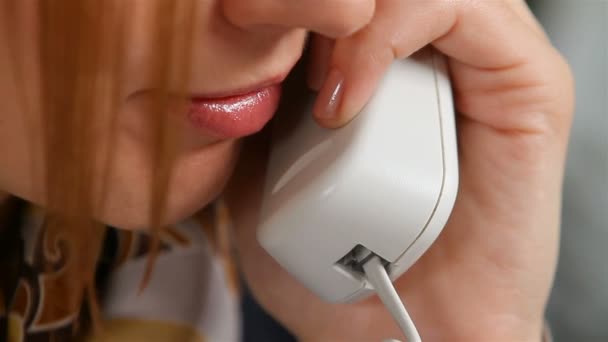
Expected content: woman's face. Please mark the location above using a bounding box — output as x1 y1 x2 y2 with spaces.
0 1 307 229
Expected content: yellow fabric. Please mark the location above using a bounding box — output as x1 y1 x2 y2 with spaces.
7 313 24 342
85 319 206 342
1 199 240 341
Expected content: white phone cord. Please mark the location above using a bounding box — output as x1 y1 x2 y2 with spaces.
362 255 422 342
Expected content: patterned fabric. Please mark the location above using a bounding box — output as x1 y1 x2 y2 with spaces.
0 199 241 342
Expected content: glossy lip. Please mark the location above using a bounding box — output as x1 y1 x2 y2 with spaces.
187 78 284 139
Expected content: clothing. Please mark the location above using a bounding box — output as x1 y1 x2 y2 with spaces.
0 199 241 342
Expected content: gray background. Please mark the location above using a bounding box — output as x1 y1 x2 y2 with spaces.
530 1 608 341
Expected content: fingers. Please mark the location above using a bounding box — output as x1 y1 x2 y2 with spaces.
223 0 572 136
311 0 401 127
222 0 375 38
511 0 549 39
312 34 394 127
311 0 573 136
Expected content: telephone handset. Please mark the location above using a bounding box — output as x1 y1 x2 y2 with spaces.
256 47 459 340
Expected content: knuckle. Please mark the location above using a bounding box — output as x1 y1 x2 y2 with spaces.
524 51 575 137
552 52 576 129
531 47 575 134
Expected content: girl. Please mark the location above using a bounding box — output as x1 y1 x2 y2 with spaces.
0 1 573 341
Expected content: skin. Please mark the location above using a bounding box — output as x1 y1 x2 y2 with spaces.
0 0 573 341
0 0 306 228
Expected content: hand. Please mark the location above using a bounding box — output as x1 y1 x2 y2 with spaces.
224 1 574 341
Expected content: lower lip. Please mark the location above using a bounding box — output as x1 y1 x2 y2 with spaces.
188 85 281 139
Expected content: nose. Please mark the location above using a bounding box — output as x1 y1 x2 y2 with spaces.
221 0 375 38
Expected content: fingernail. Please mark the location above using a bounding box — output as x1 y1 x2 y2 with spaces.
313 68 344 119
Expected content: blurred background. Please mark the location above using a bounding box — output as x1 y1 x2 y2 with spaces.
528 1 608 341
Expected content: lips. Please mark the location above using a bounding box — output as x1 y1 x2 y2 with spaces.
188 83 282 139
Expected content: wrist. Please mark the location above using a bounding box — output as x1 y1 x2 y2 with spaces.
300 316 546 342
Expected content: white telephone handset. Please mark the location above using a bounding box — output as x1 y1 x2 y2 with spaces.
257 47 459 341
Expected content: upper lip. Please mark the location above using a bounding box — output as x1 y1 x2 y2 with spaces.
126 72 289 103
190 73 288 100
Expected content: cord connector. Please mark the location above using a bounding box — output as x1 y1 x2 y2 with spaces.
362 254 421 342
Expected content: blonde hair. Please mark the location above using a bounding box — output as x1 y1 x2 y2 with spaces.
3 0 197 334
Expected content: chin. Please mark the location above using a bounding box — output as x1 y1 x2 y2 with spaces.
98 189 220 231
98 139 241 230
